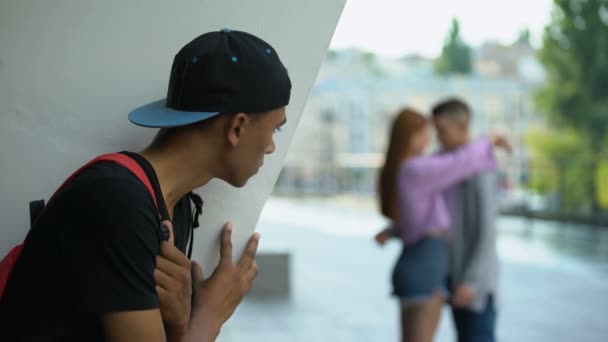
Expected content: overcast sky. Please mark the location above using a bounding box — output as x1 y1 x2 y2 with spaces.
329 0 554 58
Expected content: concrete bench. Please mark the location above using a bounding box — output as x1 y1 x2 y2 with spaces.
248 251 291 298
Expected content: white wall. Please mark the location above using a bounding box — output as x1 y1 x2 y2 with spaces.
0 0 345 273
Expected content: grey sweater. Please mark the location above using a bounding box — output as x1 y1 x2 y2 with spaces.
444 171 500 312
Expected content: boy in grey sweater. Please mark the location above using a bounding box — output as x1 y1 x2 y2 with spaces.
432 98 501 342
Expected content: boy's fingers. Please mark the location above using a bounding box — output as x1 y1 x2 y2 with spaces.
237 233 260 272
191 261 204 283
153 267 174 288
220 222 234 265
156 285 169 301
243 260 259 284
159 241 190 267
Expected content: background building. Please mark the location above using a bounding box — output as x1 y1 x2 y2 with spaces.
277 44 545 206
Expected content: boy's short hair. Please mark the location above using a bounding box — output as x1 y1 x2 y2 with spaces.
431 98 472 121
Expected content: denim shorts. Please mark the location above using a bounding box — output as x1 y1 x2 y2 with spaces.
392 237 448 304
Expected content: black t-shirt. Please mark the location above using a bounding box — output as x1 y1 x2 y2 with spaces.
0 152 194 341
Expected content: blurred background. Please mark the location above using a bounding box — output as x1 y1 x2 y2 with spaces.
221 0 608 341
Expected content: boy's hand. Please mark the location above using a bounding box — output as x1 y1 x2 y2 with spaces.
490 134 512 155
374 228 393 246
186 223 260 340
155 241 192 336
452 284 476 307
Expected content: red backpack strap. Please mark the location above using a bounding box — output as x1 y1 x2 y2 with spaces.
0 244 25 298
47 153 158 209
93 153 158 208
93 154 172 241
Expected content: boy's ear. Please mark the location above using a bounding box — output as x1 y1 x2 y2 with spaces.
226 113 250 147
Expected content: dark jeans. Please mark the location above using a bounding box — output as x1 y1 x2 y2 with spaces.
451 295 496 342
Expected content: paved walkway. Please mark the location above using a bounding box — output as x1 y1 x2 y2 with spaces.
218 198 608 342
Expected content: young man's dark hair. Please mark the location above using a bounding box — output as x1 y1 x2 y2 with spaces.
432 98 473 152
0 29 291 342
431 97 471 121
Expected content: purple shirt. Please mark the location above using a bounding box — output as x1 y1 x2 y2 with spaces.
396 138 496 245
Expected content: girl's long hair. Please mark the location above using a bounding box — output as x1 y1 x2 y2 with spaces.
378 108 428 221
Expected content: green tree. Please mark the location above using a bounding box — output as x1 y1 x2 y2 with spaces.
326 49 339 61
598 161 608 208
434 18 473 75
527 128 608 212
361 51 386 78
526 129 592 211
517 28 532 45
536 0 608 214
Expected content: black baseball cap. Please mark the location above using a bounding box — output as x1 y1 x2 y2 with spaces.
129 29 291 128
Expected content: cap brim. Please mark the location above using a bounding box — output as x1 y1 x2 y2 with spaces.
128 99 220 128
